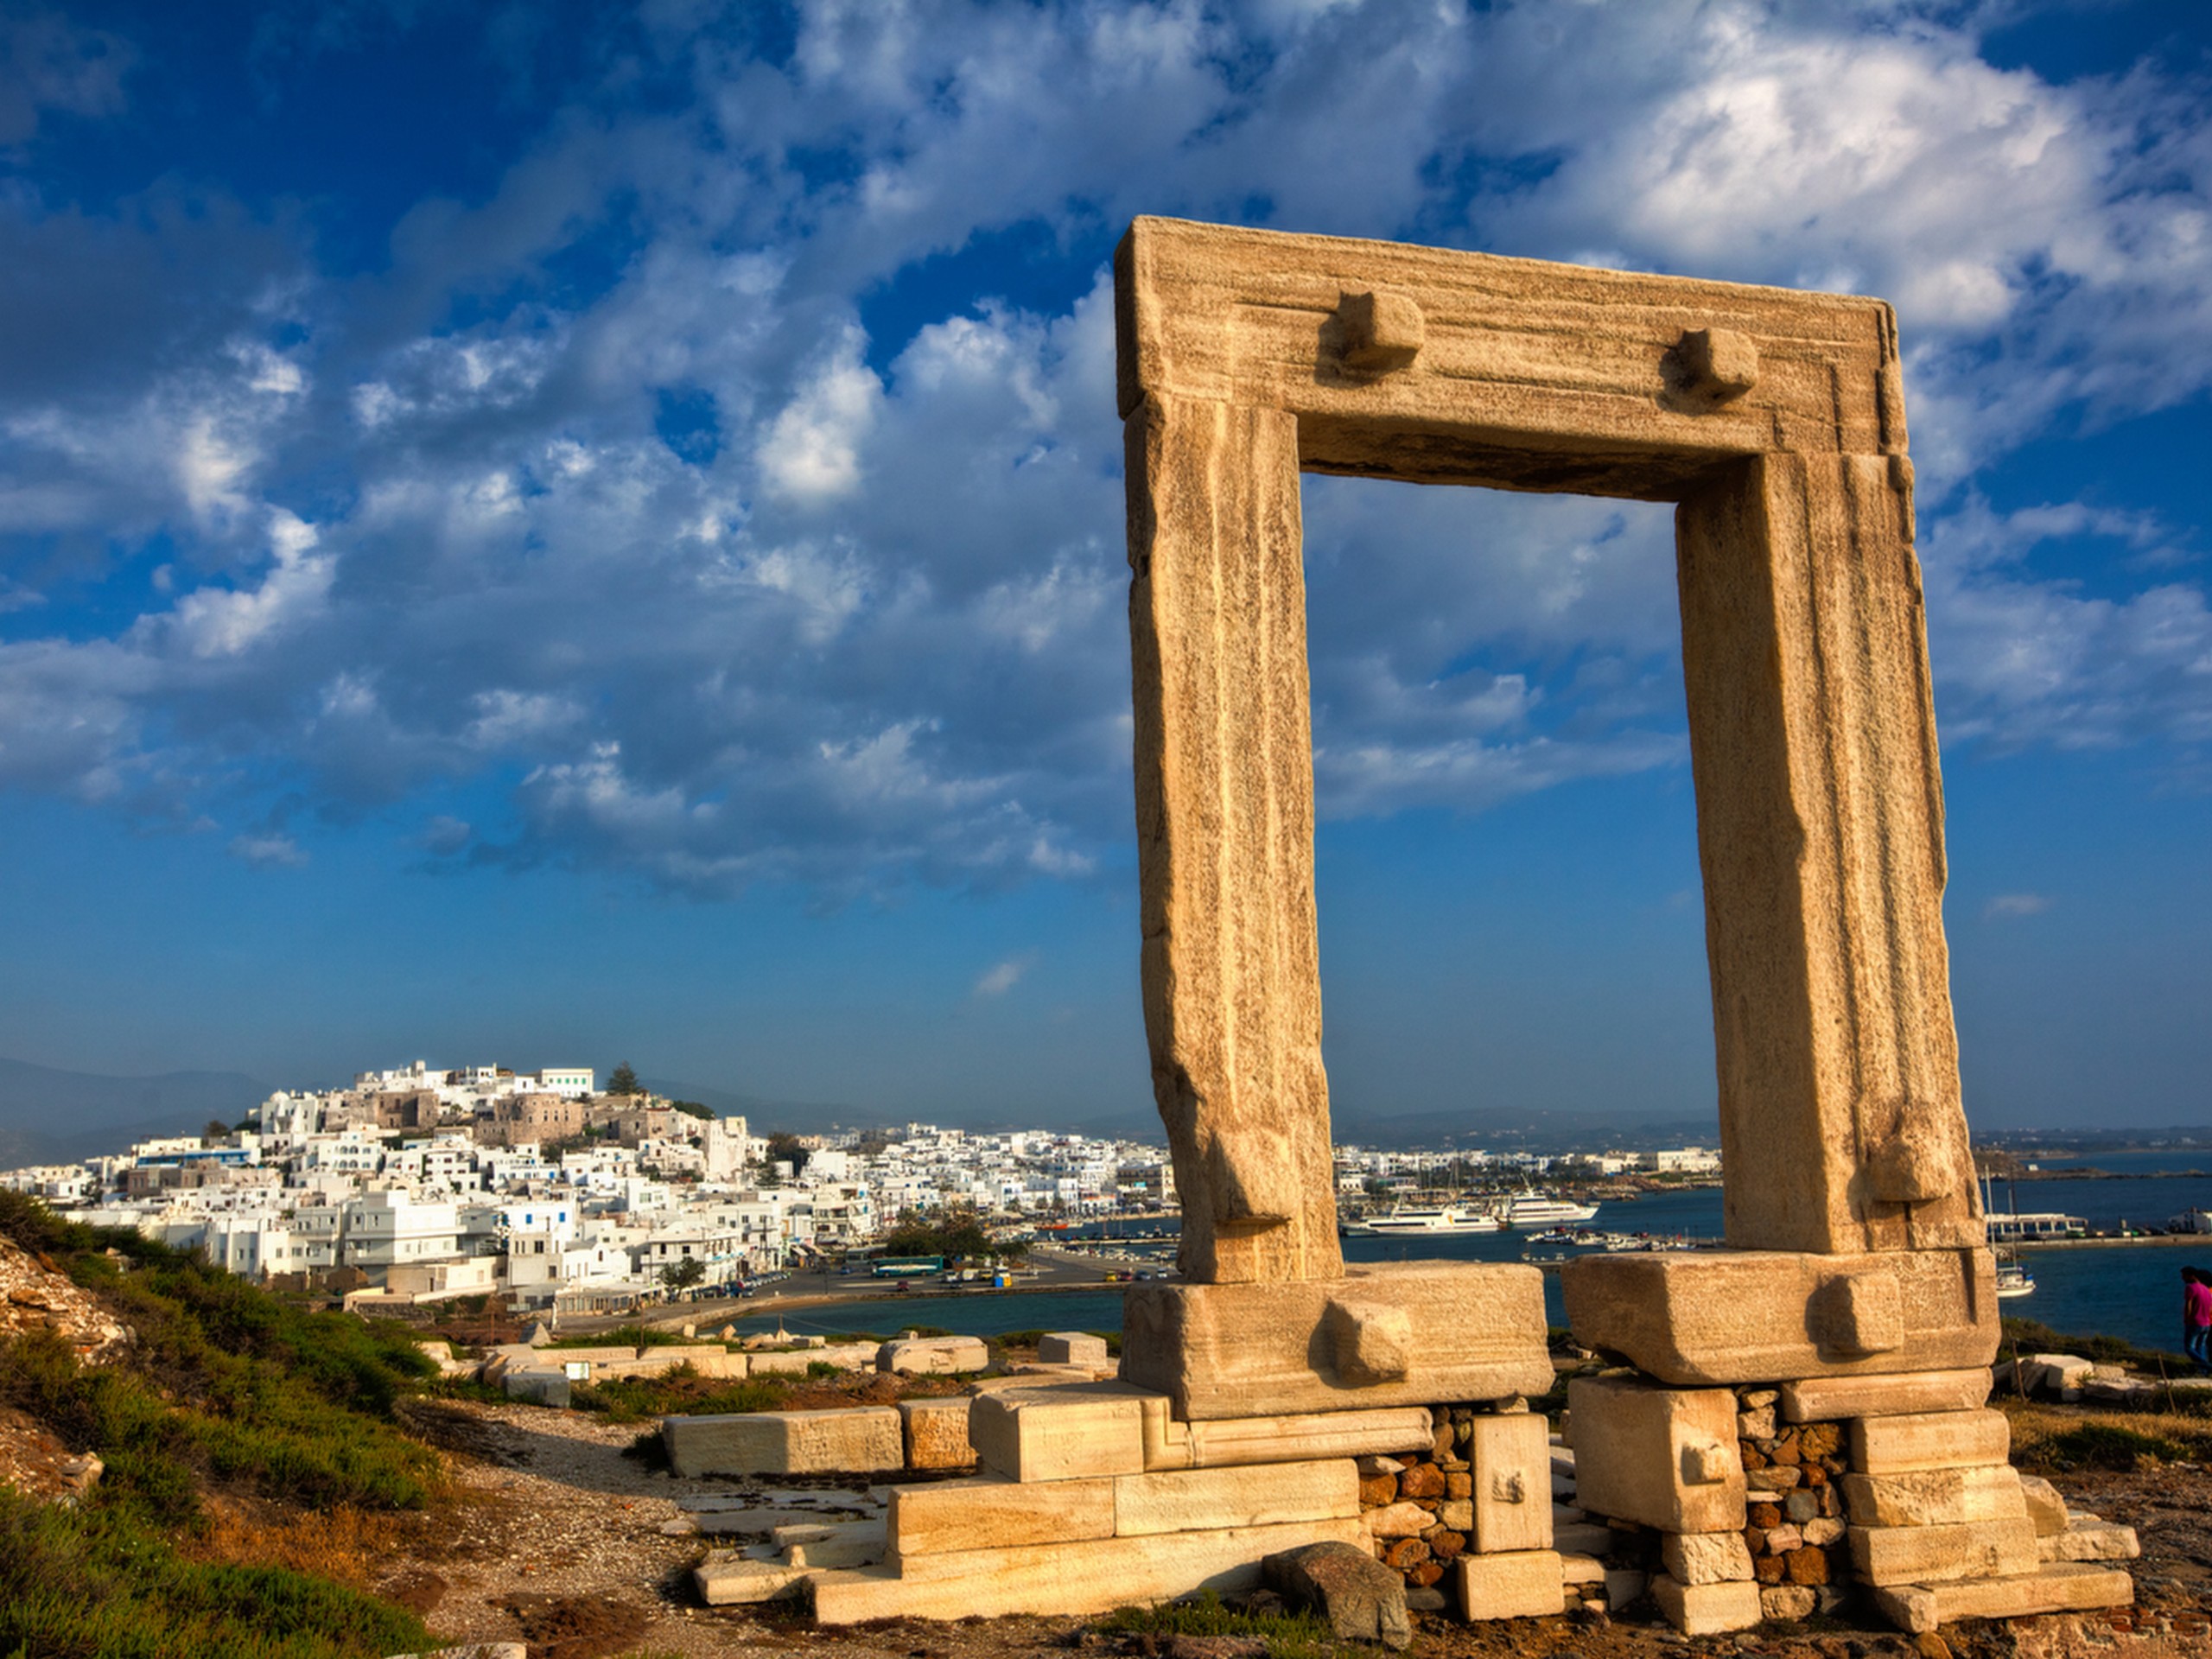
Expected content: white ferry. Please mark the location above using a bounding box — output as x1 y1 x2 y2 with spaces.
1500 1190 1600 1227
1983 1211 2085 1242
1350 1204 1503 1236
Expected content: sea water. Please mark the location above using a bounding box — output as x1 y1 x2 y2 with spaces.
730 1172 2212 1360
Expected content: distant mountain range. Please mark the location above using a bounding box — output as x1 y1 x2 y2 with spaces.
0 1056 276 1166
647 1074 1721 1154
2 1053 1724 1166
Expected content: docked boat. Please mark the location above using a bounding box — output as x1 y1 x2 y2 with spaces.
1352 1204 1504 1236
1500 1190 1600 1227
1995 1253 2037 1300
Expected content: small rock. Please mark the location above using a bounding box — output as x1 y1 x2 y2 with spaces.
1262 1541 1412 1650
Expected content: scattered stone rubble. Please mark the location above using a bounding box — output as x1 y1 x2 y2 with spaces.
0 1234 133 1363
473 1328 990 1409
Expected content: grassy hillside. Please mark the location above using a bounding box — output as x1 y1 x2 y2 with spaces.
0 1191 439 1659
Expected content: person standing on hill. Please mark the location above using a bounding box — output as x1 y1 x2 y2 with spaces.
2183 1267 2212 1374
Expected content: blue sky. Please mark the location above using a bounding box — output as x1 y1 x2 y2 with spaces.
1 0 2208 1132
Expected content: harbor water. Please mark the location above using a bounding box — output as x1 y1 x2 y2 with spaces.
729 1171 2212 1360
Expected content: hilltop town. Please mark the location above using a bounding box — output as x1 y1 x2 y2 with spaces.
0 1058 1724 1313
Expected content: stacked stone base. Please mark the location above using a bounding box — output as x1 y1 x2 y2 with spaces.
1559 1363 2140 1636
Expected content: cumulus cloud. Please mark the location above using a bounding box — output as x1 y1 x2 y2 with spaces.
0 0 2205 897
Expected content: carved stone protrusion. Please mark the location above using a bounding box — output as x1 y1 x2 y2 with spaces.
1676 326 1759 402
1325 1297 1414 1384
1809 1268 1905 1357
1863 1112 1954 1205
1680 1440 1735 1485
1338 288 1425 372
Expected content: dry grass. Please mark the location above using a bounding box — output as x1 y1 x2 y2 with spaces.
2000 1397 2212 1471
188 1497 417 1592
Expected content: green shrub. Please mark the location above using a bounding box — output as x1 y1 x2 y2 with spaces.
572 1371 791 1423
0 1193 440 1527
544 1322 689 1351
0 1484 429 1659
1098 1590 1351 1659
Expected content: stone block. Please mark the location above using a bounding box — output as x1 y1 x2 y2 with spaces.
695 1555 807 1605
1468 1411 1553 1554
1554 1522 1613 1555
1779 1368 1991 1422
500 1367 570 1408
1364 1501 1432 1539
888 1476 1115 1557
899 1397 975 1471
1454 1549 1566 1620
1119 1266 1550 1420
878 1336 989 1376
1039 1332 1111 1367
1841 1465 2025 1528
811 1516 1370 1622
1847 1516 2037 1586
785 1521 886 1570
2039 1520 2139 1563
1849 1408 2009 1475
1603 1567 1646 1608
1760 1585 1817 1620
1264 1540 1411 1650
1558 1250 1996 1385
1870 1564 2133 1634
1182 1406 1433 1470
1649 1573 1762 1635
1566 1376 1745 1534
1661 1531 1754 1585
968 1383 1147 1482
1561 1553 1605 1585
2018 1472 2069 1536
2020 1352 2094 1402
1115 1459 1357 1536
663 1407 904 1478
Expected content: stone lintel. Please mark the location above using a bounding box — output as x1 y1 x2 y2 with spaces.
1870 1564 2133 1635
1848 1516 2038 1586
1780 1367 1991 1421
1181 1406 1433 1471
1850 1408 2011 1476
1558 1249 1996 1385
1119 1263 1551 1421
811 1516 1370 1622
1114 1459 1359 1537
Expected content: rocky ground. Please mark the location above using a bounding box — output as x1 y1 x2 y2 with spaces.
3 1226 2206 1659
360 1396 2212 1659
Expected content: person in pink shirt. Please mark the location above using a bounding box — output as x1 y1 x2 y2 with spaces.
2183 1267 2212 1374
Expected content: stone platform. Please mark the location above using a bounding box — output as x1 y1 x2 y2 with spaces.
1558 1248 1999 1385
1119 1262 1552 1420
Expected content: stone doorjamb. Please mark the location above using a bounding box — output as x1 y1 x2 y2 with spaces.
1116 216 1981 1287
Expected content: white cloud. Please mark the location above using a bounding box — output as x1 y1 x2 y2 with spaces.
229 831 307 868
973 956 1030 998
758 332 883 503
165 508 334 659
0 0 2206 897
1984 893 2052 920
